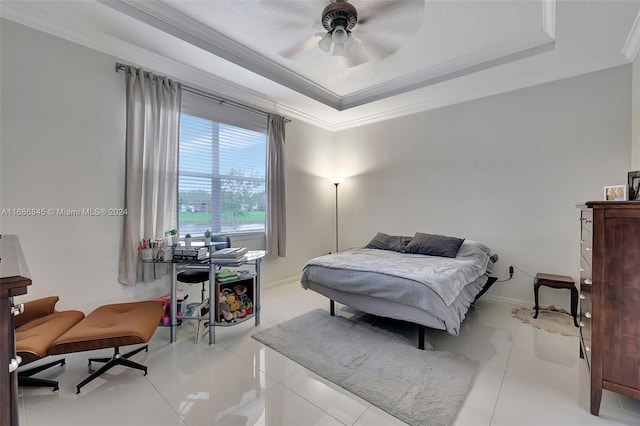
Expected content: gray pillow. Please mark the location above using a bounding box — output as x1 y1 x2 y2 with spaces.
404 232 465 258
365 232 413 252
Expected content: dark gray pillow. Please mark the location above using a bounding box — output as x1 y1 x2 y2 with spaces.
404 232 465 258
365 232 413 252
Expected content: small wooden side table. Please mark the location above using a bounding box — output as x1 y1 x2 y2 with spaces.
533 273 579 327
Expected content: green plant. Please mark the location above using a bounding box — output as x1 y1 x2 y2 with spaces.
204 230 212 238
165 228 178 236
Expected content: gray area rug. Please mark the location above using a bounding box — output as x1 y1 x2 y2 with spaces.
252 309 478 426
511 306 579 337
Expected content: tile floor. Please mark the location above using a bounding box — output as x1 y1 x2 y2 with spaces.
16 282 640 426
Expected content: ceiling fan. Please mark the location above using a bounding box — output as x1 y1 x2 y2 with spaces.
317 0 361 56
278 0 425 67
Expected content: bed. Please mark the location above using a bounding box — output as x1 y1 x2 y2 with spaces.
300 232 498 349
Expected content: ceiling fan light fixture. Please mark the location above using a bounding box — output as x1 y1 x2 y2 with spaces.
344 33 361 52
332 42 346 56
316 0 361 57
318 33 333 52
331 25 348 45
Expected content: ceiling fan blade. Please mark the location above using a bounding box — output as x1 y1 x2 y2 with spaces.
357 0 425 30
345 30 400 67
258 0 324 22
280 34 323 59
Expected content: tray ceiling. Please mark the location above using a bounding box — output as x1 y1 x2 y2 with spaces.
2 0 640 130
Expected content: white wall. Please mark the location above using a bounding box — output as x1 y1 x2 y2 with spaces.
0 20 333 311
1 19 138 312
333 66 632 309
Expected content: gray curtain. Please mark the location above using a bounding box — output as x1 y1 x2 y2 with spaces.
265 114 287 257
118 66 182 286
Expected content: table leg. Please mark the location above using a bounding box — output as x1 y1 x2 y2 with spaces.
209 263 215 345
255 259 261 326
533 283 540 319
170 263 177 343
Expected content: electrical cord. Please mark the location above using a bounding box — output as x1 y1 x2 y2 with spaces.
495 264 535 282
512 265 535 279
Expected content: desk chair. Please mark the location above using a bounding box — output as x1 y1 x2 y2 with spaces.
177 235 231 342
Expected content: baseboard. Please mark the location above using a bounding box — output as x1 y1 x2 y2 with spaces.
483 294 531 306
262 276 300 290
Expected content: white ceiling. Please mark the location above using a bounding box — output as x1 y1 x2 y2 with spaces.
2 0 640 130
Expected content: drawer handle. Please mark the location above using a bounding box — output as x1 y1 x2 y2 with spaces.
585 312 592 319
11 303 24 316
585 345 591 352
579 267 585 272
579 321 585 327
585 246 592 251
579 294 586 300
8 355 22 373
580 240 584 245
583 278 592 285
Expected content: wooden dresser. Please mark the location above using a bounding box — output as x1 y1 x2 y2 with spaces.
578 202 640 416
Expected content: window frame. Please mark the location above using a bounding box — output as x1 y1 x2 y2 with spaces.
177 94 268 238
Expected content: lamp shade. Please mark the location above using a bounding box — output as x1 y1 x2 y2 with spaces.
0 234 31 280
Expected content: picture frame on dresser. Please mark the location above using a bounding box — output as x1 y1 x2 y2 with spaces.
603 185 626 201
628 170 640 200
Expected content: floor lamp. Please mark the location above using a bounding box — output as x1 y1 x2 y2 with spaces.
330 178 343 253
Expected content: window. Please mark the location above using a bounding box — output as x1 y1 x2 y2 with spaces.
178 92 267 236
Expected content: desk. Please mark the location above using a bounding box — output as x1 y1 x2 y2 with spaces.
168 250 267 345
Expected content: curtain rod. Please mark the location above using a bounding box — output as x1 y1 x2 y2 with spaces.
115 62 290 122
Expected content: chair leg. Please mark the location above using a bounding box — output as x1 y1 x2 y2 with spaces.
200 282 206 304
77 345 149 394
18 358 66 391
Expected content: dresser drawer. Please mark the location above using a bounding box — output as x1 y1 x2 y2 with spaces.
580 230 593 265
579 286 592 367
580 210 593 230
579 255 591 286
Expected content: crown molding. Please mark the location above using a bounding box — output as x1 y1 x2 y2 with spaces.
3 0 592 134
0 0 335 130
332 56 629 132
101 0 342 109
340 35 555 110
623 10 640 61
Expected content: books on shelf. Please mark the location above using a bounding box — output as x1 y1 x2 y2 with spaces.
210 247 247 260
172 246 209 261
215 268 256 283
216 268 238 282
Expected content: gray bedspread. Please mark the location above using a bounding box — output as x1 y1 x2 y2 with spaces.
303 240 491 306
300 240 492 334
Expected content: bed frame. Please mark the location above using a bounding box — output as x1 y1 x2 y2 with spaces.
318 276 498 350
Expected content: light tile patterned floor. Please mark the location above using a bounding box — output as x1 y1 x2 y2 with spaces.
17 282 640 425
